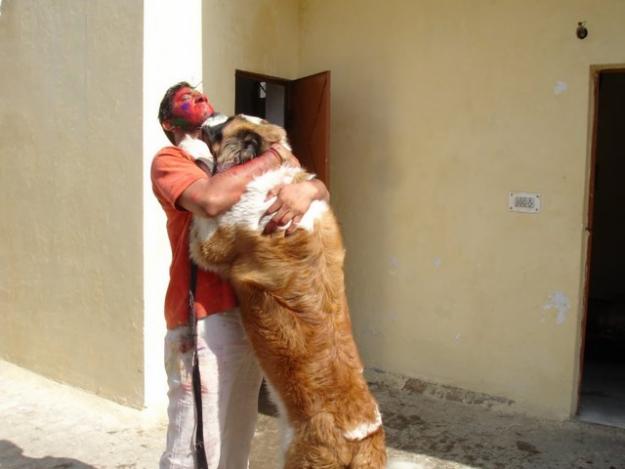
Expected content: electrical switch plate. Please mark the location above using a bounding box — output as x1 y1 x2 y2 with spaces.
509 192 541 213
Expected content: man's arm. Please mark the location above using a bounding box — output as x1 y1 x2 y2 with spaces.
178 151 282 217
179 144 330 234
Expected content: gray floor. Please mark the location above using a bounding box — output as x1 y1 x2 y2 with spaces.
2 359 625 469
579 360 625 429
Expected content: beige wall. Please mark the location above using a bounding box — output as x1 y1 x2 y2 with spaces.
0 0 144 406
3 0 623 418
298 0 625 417
0 0 301 409
202 0 300 113
142 0 206 409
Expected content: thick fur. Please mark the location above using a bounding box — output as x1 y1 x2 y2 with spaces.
189 115 386 468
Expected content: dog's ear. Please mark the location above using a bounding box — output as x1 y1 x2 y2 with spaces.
263 125 288 146
201 113 231 146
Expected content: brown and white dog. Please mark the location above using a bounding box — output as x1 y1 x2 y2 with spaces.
186 115 386 468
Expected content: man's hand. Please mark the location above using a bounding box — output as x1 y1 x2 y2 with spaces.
264 179 329 235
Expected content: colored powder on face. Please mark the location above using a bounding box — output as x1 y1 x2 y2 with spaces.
170 117 194 130
181 102 190 112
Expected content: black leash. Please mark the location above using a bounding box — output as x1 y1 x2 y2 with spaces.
189 262 209 469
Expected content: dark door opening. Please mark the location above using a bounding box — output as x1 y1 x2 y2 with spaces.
235 72 289 127
234 70 331 185
579 70 625 428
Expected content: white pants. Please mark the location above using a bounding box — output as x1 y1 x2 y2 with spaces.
159 309 263 469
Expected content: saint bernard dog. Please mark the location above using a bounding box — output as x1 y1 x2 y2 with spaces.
183 114 386 468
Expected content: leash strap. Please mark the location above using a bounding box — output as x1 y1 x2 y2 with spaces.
189 262 209 469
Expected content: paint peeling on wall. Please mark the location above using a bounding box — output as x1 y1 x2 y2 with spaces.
553 81 568 95
367 325 383 337
542 291 570 325
388 256 400 276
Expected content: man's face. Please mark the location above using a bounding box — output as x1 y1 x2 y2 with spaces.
169 86 213 129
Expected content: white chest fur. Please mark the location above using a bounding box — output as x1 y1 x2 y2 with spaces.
192 165 329 245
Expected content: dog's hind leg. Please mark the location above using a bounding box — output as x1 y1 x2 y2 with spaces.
347 429 387 469
282 413 347 469
284 444 347 469
283 447 343 469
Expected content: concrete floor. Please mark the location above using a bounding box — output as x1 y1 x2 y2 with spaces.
1 360 625 469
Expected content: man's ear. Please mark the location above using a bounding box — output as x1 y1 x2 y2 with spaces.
162 120 174 131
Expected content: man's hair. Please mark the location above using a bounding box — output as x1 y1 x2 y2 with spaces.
158 81 192 144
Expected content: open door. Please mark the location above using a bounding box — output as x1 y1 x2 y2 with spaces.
578 68 625 429
235 70 331 185
286 72 331 185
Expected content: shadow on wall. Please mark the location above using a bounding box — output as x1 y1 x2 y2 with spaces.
0 440 97 469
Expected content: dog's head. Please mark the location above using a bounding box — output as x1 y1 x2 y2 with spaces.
202 114 289 173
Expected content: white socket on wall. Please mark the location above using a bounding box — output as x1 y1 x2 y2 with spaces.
509 192 541 213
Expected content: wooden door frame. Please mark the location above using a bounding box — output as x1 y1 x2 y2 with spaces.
235 69 291 86
575 64 625 415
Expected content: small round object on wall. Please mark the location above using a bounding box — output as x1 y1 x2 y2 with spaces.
577 21 588 39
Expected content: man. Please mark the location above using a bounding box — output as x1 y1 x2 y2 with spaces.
151 82 329 469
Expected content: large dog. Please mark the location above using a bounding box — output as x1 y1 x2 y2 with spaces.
187 115 386 468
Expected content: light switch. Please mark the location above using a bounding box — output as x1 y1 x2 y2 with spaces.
509 192 541 213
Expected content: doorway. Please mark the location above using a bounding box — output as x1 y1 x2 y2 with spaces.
235 71 289 127
579 69 625 428
234 70 331 185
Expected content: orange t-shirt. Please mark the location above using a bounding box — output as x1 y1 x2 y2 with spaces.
151 146 237 330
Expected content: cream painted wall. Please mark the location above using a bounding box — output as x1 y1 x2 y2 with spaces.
298 0 625 417
142 0 205 409
3 0 622 419
0 0 301 409
0 1 144 406
202 0 300 113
